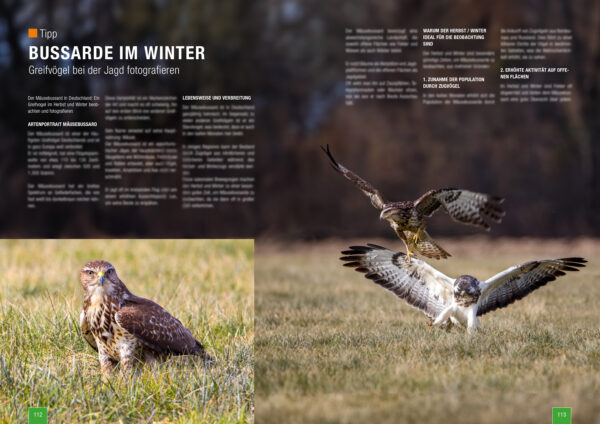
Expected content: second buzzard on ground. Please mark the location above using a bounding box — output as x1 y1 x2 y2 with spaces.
341 243 586 331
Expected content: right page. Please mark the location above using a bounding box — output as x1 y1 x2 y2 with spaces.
255 2 599 423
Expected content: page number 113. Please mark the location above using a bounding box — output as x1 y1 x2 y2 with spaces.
553 407 572 424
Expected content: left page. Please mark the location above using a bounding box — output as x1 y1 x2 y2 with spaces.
0 3 254 423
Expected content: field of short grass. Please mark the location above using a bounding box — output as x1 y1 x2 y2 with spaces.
0 239 253 423
256 237 600 424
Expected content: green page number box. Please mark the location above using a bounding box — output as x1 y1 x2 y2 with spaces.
553 407 572 424
28 407 47 424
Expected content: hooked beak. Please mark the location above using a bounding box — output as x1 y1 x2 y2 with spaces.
379 211 386 220
460 290 465 295
97 271 105 286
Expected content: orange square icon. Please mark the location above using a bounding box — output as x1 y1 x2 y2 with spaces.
28 28 37 38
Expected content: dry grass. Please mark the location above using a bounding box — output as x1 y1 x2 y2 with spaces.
0 239 253 423
256 237 600 424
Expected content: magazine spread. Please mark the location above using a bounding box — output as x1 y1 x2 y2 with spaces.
0 1 598 423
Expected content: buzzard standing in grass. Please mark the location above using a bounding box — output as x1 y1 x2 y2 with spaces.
79 260 213 374
341 244 586 332
322 145 505 259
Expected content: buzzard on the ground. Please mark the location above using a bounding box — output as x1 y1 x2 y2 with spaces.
341 244 586 331
322 145 505 259
79 260 214 374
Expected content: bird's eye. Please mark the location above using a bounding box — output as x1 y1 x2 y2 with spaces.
87 270 94 276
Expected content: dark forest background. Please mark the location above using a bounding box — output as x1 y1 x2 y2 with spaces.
0 0 598 238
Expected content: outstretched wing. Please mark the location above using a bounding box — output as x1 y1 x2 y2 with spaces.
477 257 587 316
79 310 97 351
321 144 387 209
340 244 454 319
415 189 505 230
116 295 206 355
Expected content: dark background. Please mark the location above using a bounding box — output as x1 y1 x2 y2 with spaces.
0 0 598 238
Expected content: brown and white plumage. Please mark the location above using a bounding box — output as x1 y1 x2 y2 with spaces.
115 296 204 354
414 189 505 231
79 260 213 374
475 259 587 316
322 145 505 259
341 244 586 331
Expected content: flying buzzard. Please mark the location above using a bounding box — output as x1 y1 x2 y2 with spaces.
322 145 505 259
340 244 586 331
79 260 213 374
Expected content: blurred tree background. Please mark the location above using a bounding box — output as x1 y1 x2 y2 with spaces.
0 0 598 238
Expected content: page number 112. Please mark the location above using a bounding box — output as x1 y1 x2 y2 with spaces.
28 407 48 424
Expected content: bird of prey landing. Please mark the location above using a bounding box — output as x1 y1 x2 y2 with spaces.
341 244 586 332
79 260 214 374
322 145 505 259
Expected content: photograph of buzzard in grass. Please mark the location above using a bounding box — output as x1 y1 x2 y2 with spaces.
0 239 253 423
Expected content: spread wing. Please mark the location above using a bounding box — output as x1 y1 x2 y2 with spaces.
116 295 206 355
477 258 587 316
415 188 505 230
340 244 454 319
321 144 387 209
79 310 97 351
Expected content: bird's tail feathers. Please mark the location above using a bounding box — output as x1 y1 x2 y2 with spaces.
405 229 451 260
195 340 217 365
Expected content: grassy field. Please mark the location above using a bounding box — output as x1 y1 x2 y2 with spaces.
0 239 254 423
256 237 600 424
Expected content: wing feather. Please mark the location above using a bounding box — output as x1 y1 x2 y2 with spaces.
477 258 587 316
116 295 206 355
79 310 97 351
340 244 454 319
322 145 387 209
415 189 505 230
